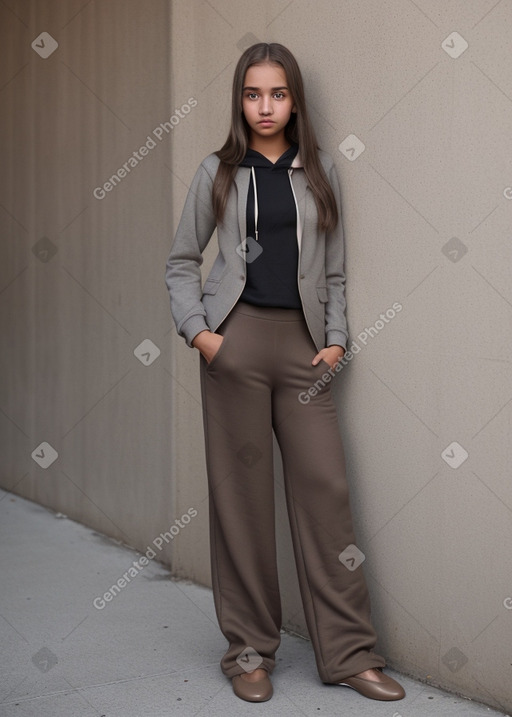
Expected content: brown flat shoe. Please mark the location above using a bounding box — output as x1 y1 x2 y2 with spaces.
232 671 273 702
338 669 405 700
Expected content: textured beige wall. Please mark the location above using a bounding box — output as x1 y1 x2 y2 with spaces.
1 0 511 711
0 0 181 566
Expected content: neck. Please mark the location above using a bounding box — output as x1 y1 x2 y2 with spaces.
248 133 291 162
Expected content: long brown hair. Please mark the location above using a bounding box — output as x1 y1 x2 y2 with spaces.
212 43 338 233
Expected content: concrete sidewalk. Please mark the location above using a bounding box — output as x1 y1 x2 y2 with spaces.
0 488 507 717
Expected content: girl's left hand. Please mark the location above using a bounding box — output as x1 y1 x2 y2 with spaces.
312 345 345 370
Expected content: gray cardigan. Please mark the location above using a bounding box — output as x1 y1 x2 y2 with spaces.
164 148 348 352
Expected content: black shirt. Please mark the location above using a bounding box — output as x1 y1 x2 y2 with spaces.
238 142 302 309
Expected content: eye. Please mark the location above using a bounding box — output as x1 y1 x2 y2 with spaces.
246 92 258 100
273 92 285 99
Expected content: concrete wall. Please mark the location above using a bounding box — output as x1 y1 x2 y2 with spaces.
1 0 511 711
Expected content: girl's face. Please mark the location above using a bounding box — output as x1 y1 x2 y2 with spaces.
241 62 295 143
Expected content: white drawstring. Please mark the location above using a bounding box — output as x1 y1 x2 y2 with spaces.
251 165 259 242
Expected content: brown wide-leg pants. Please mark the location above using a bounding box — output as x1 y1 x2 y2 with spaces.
199 301 386 683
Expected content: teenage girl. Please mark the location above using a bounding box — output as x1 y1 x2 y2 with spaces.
164 42 405 704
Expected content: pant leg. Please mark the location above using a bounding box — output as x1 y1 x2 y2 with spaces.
270 316 386 683
199 306 281 678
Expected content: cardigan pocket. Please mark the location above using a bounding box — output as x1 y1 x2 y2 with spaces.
202 277 222 295
316 286 328 303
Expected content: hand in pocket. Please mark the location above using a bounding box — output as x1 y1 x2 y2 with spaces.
192 330 224 364
206 334 224 364
312 345 345 370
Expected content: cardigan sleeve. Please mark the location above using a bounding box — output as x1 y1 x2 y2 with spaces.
164 158 218 347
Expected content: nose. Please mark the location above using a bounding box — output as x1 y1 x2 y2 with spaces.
259 95 272 115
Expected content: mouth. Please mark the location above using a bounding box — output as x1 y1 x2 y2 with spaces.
258 120 275 125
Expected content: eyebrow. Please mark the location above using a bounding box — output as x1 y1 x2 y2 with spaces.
242 86 289 91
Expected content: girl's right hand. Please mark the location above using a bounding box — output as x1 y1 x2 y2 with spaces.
192 330 224 364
